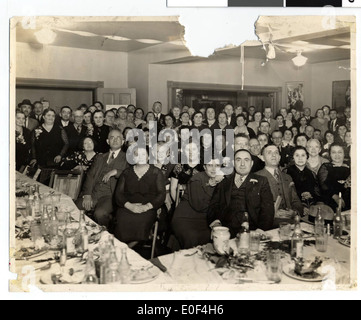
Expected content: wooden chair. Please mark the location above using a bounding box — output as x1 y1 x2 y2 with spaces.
50 169 84 200
22 165 42 181
150 208 162 260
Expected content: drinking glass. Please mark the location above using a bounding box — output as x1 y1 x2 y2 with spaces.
266 250 282 283
30 221 43 243
250 231 261 253
52 193 62 204
279 222 292 241
315 233 328 253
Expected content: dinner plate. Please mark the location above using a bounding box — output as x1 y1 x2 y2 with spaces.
338 237 351 248
39 264 85 285
283 264 325 282
14 248 49 260
129 265 161 284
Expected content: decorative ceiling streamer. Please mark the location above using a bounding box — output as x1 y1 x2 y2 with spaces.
35 27 183 46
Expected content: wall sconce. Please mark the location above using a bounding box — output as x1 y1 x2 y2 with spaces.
292 51 308 67
34 28 57 45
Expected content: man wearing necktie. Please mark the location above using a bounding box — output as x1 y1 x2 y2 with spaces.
329 109 340 133
152 101 165 128
263 107 279 134
19 100 39 132
76 129 128 229
208 149 275 237
64 110 87 155
256 144 304 227
30 101 44 124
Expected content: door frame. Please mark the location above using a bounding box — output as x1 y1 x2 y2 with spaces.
167 81 283 113
16 78 104 104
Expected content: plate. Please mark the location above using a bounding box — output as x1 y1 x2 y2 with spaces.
283 264 325 282
338 236 351 248
14 248 49 260
130 265 161 284
39 264 85 284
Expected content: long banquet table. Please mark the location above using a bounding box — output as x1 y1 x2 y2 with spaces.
10 172 356 292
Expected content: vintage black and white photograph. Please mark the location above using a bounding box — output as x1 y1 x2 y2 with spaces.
9 12 356 294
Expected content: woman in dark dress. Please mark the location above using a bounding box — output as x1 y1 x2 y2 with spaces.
91 110 110 153
30 108 69 183
170 141 204 203
172 159 224 249
318 143 351 211
60 136 98 172
284 146 320 212
15 111 32 171
113 147 166 244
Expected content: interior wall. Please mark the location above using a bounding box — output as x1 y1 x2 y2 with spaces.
16 42 128 89
148 57 313 113
128 43 192 111
310 59 351 111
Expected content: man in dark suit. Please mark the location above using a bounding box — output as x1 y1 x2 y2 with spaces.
75 129 128 229
30 101 44 123
303 107 314 125
256 144 304 227
263 107 279 134
64 110 88 155
57 106 73 128
224 104 237 128
208 149 275 237
19 100 39 132
152 101 166 128
328 109 343 133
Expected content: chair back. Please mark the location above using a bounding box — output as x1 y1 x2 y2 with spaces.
51 170 84 200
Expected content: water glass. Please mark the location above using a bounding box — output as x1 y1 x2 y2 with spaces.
30 221 43 243
315 233 328 253
266 250 282 283
52 193 62 204
250 231 261 253
279 222 292 241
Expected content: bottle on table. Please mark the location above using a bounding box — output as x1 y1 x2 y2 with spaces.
118 247 131 284
98 235 114 284
105 247 121 284
314 207 324 236
75 211 89 254
63 212 76 256
40 206 51 237
238 212 250 256
291 214 304 259
82 251 99 284
49 210 60 246
333 192 344 239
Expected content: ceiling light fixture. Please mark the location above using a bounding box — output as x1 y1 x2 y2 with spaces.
34 28 57 45
292 51 308 67
266 44 276 60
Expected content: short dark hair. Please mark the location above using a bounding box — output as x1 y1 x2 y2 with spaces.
292 146 309 159
94 101 104 109
261 143 278 156
294 133 309 145
61 106 72 113
234 148 253 159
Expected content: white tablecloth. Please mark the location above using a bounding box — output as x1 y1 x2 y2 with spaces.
10 172 355 292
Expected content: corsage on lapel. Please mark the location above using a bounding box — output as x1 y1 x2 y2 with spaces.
289 182 295 188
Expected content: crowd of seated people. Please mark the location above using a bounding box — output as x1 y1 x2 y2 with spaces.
15 98 352 253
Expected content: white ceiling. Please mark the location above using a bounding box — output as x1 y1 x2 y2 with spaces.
15 16 352 64
15 17 186 53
